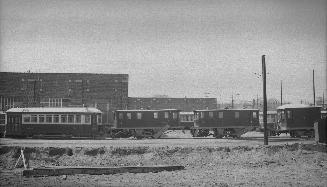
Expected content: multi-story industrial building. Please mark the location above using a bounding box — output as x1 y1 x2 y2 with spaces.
0 72 129 125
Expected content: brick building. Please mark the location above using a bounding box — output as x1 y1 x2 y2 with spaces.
0 72 129 124
128 97 217 111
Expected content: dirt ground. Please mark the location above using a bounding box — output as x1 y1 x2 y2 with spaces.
1 132 327 186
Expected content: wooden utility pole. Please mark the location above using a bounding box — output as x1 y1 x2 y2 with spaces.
262 55 268 145
313 69 315 106
280 80 283 106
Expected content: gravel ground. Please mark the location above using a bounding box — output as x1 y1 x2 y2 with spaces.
0 131 326 186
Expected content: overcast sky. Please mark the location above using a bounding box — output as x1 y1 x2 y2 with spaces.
0 0 326 103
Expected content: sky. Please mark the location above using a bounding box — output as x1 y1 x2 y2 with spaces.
0 0 326 103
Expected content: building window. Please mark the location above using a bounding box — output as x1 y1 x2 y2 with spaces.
31 115 37 123
68 115 74 123
218 112 223 119
76 115 81 123
153 112 158 119
39 115 45 123
85 115 91 123
235 112 239 119
253 112 257 119
23 115 31 123
46 115 52 123
61 115 67 123
209 112 214 118
127 113 131 120
54 115 60 123
164 112 169 119
137 112 142 120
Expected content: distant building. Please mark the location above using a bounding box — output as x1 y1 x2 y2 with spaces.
0 72 129 125
128 97 217 111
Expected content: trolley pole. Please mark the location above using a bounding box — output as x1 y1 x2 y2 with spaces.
313 69 315 106
280 80 283 106
262 55 268 145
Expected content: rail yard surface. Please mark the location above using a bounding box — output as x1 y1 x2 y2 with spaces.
1 132 327 186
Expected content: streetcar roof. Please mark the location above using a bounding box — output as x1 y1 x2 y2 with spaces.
115 109 180 112
6 107 102 113
194 109 259 112
180 111 194 115
259 111 277 115
277 104 321 110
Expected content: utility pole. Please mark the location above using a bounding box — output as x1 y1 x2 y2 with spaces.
262 55 268 145
280 80 283 106
313 69 315 106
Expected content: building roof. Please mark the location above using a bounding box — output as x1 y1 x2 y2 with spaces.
277 104 321 110
6 107 102 113
259 111 277 115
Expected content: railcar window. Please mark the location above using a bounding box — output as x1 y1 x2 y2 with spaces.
85 115 91 123
200 112 205 119
209 112 214 118
46 115 52 123
253 112 257 119
119 113 123 120
235 112 240 119
68 115 74 123
173 112 178 119
61 115 67 123
53 115 60 123
76 115 81 123
97 115 102 123
39 115 45 123
153 112 158 119
127 113 131 120
137 112 142 119
31 115 37 123
218 112 223 119
190 116 194 121
164 112 169 119
23 115 31 123
287 110 292 119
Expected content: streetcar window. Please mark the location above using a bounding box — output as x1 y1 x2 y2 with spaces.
68 115 74 123
53 115 60 123
61 115 67 123
76 115 81 123
31 115 37 123
164 112 169 119
119 113 123 120
127 113 132 120
85 115 91 123
200 112 205 119
235 112 239 119
253 112 257 119
23 115 31 123
218 112 223 119
39 115 45 123
153 112 158 119
209 112 214 118
137 112 142 119
287 110 292 119
173 112 178 119
46 115 52 123
97 115 102 123
190 115 194 121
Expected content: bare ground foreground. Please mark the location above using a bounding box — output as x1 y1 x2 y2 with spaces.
0 132 327 187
